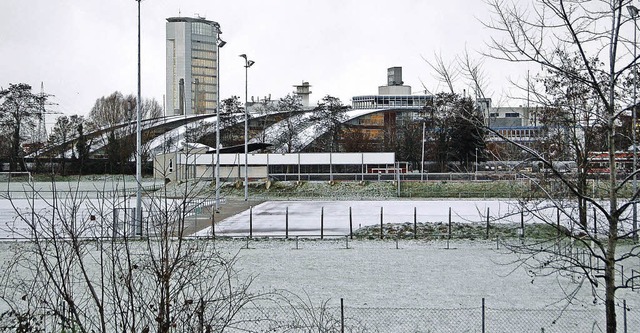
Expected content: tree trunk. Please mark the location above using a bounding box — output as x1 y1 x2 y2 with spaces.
11 125 20 172
605 243 617 333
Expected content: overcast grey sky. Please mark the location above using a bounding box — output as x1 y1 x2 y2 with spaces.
0 0 529 120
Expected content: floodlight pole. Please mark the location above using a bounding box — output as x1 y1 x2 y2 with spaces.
475 147 478 181
240 54 255 201
135 0 142 236
420 121 425 181
215 38 225 211
630 5 639 242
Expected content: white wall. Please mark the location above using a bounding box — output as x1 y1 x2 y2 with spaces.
154 152 395 180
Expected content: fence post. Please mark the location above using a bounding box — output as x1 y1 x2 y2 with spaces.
349 207 353 240
593 207 597 237
249 206 253 239
448 207 452 239
486 207 490 239
482 298 485 333
380 207 384 240
340 298 345 333
211 207 216 240
624 299 628 333
414 207 417 239
285 206 289 239
321 207 324 240
520 209 524 239
557 208 561 237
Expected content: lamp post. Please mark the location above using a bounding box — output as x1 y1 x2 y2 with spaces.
135 0 142 236
215 38 226 212
420 121 425 181
629 4 639 242
239 54 255 201
475 147 479 181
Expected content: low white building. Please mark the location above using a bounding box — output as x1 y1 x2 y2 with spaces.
154 150 396 182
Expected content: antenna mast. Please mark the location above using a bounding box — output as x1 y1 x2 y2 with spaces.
38 82 47 144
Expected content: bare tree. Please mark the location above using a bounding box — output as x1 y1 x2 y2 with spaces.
89 92 161 128
0 165 276 332
482 1 640 331
142 98 163 119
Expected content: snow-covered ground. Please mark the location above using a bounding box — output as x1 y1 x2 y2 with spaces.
0 178 163 239
197 199 630 238
211 238 640 331
0 179 638 331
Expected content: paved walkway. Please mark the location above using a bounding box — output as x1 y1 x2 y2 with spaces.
183 197 265 235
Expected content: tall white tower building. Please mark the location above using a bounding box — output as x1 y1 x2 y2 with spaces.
166 16 221 115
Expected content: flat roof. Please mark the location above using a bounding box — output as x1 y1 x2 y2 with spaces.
166 16 219 26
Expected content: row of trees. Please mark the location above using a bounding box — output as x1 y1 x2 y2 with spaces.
400 92 485 172
0 83 485 175
0 87 163 174
207 94 351 154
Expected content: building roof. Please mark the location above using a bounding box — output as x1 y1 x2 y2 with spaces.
166 16 219 25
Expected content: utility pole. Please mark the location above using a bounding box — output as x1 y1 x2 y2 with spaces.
239 54 255 201
135 0 143 236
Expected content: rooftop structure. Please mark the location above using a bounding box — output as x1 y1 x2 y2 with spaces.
294 81 312 107
353 67 431 110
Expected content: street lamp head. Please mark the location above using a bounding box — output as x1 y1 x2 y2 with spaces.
247 60 255 68
218 39 226 48
629 5 639 18
239 54 247 60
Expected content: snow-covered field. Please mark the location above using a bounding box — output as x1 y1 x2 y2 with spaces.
0 197 565 239
0 180 638 331
201 200 531 237
210 238 640 331
199 199 631 238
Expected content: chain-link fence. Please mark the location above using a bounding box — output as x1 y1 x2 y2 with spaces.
224 299 638 332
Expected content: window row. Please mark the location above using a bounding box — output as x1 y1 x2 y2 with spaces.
190 101 217 109
192 58 216 67
191 83 216 93
192 50 215 59
192 41 215 51
191 92 218 100
192 67 215 76
192 22 215 36
192 36 216 44
192 76 217 84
